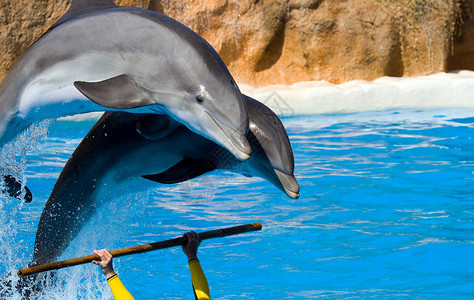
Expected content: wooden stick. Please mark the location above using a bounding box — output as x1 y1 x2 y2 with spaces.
17 222 261 278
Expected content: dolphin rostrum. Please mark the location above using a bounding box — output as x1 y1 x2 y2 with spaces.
0 0 250 160
29 95 299 267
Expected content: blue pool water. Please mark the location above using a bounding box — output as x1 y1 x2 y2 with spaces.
0 108 473 299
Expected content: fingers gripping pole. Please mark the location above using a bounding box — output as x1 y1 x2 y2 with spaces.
17 222 262 278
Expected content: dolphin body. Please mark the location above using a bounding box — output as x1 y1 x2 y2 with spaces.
29 95 299 266
0 0 250 160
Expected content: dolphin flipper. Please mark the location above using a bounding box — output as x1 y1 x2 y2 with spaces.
142 158 216 184
3 175 32 203
74 74 154 109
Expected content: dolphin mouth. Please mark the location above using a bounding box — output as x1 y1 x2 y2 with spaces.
284 188 300 199
274 169 300 199
206 112 251 161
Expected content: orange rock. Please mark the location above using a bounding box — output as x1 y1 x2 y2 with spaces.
448 0 474 71
0 0 471 87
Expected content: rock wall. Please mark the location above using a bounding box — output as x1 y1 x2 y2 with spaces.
0 0 472 87
449 0 474 70
0 0 149 84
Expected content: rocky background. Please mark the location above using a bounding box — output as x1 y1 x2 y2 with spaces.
0 0 472 87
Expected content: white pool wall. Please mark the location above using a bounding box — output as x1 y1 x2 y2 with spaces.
240 70 474 116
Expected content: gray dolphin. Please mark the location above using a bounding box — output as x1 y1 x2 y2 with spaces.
0 0 250 160
29 95 298 266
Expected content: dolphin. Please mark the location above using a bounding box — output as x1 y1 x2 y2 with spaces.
0 0 250 160
29 95 299 266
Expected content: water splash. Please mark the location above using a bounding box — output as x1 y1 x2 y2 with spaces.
0 120 53 299
0 120 52 190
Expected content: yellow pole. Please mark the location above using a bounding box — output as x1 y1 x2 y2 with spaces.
17 222 262 278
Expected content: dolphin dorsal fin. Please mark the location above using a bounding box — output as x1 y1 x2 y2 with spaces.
68 0 118 12
51 0 118 29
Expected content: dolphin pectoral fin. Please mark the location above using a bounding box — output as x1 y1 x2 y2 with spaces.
74 74 154 109
142 158 216 184
135 115 181 140
3 175 32 203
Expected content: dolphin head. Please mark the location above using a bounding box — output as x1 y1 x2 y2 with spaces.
243 95 300 198
160 82 251 161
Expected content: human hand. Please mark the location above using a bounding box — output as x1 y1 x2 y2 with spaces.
182 231 201 261
92 249 116 279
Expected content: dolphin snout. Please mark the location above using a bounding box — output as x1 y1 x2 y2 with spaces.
225 128 251 161
275 169 300 199
206 112 251 161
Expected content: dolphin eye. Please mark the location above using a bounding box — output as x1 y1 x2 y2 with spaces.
196 95 205 104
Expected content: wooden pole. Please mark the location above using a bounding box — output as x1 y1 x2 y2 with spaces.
17 222 262 278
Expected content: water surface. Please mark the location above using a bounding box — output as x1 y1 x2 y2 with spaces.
0 109 473 299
